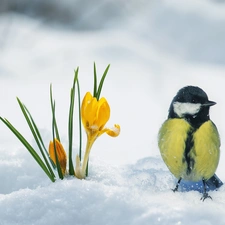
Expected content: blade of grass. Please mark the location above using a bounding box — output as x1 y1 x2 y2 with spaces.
24 105 48 153
23 104 56 170
93 62 97 98
68 87 75 175
50 84 60 142
52 101 64 179
0 117 55 182
96 64 110 100
17 98 56 178
68 68 79 175
77 79 82 160
86 159 89 177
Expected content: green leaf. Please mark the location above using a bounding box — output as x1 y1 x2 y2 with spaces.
93 62 97 98
77 79 82 160
51 101 64 179
23 105 56 169
50 84 60 142
17 98 56 177
96 64 110 100
86 160 89 177
68 68 79 175
0 117 55 182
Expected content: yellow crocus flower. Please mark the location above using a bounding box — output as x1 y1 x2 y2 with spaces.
75 92 120 179
49 139 67 176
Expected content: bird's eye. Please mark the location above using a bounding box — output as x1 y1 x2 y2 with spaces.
192 99 196 103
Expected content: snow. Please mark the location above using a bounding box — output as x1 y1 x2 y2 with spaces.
1 0 225 224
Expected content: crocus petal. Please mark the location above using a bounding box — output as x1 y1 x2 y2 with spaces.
81 92 93 127
85 98 98 125
81 92 92 111
98 124 120 137
81 92 98 129
95 97 110 130
49 139 67 175
106 124 120 137
81 92 110 132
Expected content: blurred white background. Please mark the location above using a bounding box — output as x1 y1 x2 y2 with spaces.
0 0 225 171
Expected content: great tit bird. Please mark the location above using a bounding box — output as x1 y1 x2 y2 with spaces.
158 86 222 200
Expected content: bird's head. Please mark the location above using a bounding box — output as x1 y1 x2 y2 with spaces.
168 86 216 128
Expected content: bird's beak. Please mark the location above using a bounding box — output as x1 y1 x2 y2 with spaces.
202 100 216 107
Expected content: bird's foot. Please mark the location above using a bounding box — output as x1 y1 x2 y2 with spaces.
172 178 182 193
172 186 179 192
200 192 212 201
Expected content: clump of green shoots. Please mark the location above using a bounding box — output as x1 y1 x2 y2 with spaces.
0 63 120 182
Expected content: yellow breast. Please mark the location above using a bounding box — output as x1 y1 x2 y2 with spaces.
158 118 190 179
158 119 220 181
190 121 220 180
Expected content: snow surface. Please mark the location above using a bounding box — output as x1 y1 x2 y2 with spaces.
1 0 225 224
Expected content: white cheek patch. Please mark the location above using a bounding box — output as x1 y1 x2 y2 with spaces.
173 102 201 117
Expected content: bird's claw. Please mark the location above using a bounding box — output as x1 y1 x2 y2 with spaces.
200 192 212 201
172 187 178 193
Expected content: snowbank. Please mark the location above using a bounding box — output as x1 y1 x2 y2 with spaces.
1 0 225 224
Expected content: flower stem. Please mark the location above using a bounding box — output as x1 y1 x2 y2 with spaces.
81 137 95 177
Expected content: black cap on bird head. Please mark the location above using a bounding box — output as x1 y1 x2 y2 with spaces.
168 86 216 128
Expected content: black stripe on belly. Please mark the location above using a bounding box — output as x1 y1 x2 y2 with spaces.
183 128 195 175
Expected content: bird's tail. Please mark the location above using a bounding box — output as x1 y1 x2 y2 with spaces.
205 174 223 190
